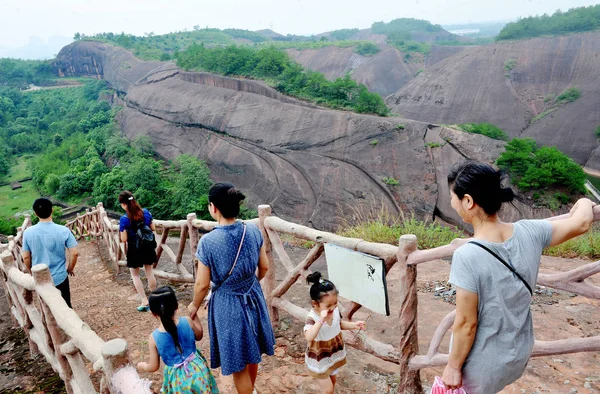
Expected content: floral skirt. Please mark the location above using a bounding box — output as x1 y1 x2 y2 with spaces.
162 351 219 394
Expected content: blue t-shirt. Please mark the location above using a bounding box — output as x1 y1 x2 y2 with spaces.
22 222 78 286
119 209 153 240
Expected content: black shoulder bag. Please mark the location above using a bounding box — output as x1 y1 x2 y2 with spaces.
468 241 533 296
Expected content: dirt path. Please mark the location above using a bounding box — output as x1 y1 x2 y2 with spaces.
2 240 599 393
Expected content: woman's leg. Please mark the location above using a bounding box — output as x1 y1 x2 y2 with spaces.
248 363 258 386
144 264 157 291
129 268 148 306
232 366 253 394
315 377 334 394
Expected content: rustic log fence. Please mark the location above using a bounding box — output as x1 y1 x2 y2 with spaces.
24 202 600 392
0 215 150 394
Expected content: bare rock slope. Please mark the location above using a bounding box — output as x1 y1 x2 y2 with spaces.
386 33 600 168
287 45 465 97
55 41 551 230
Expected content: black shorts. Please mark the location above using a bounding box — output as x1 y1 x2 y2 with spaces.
126 241 158 269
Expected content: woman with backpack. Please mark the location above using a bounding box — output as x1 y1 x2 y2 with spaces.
119 191 158 312
442 161 595 393
188 183 275 394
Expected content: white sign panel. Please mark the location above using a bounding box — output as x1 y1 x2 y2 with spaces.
324 243 390 316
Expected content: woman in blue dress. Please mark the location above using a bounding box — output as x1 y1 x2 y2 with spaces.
188 183 275 394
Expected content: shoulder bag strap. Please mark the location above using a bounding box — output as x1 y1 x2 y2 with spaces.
227 222 247 277
468 241 533 296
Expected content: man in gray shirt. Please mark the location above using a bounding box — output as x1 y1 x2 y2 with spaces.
22 198 78 308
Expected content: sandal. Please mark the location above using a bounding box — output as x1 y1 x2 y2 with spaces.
137 305 150 312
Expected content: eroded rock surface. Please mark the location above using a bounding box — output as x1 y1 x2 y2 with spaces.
56 41 553 230
386 32 600 168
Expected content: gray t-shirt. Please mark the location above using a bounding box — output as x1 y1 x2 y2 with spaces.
449 220 553 394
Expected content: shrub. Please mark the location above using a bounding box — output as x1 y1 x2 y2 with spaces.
497 138 586 195
370 139 379 146
458 123 509 141
382 177 399 186
595 125 600 139
395 123 406 130
503 59 517 72
556 87 581 103
426 142 443 148
354 42 380 56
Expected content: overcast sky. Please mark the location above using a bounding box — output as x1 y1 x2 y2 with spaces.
1 0 599 48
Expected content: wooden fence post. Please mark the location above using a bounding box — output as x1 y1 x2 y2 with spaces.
258 205 278 325
187 213 199 277
397 234 422 393
32 264 75 394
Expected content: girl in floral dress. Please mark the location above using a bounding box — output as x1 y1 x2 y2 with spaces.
137 286 219 394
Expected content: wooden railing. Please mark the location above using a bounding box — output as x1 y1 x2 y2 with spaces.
60 203 600 392
66 203 259 282
0 216 150 394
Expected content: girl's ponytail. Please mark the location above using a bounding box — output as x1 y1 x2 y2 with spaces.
149 286 182 354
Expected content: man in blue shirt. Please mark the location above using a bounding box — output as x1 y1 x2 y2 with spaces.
22 198 79 308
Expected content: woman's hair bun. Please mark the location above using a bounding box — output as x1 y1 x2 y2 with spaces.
227 187 246 202
499 187 515 203
306 271 322 285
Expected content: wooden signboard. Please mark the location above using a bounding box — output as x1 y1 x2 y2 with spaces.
324 243 390 316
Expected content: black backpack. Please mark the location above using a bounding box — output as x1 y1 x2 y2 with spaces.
135 221 157 251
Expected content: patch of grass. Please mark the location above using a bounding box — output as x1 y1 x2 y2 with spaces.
426 142 443 148
382 177 399 186
545 223 600 259
0 182 39 218
415 69 424 76
339 210 465 250
395 123 406 130
5 155 35 182
531 108 557 124
595 125 600 139
370 139 379 146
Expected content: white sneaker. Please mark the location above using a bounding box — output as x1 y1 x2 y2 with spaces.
252 390 257 394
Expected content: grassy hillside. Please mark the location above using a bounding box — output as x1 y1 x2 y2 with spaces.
497 5 600 41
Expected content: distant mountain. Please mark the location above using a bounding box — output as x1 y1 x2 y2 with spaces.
0 36 72 60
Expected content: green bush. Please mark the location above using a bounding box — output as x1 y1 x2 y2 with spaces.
330 29 359 41
395 123 406 130
556 87 581 103
458 123 510 141
382 177 399 186
595 125 600 138
354 42 380 56
175 44 390 116
497 138 586 195
504 59 517 71
370 139 379 146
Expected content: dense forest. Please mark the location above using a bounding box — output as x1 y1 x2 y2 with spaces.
175 44 390 115
497 4 600 41
0 59 230 235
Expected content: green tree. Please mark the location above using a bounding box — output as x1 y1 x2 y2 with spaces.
168 154 213 217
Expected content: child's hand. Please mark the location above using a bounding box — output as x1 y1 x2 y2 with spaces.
320 309 329 320
188 303 199 320
354 321 366 330
137 361 147 372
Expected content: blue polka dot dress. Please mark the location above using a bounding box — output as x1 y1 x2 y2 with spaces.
196 221 275 376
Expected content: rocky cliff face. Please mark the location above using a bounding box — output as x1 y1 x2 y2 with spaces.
386 33 600 168
56 41 554 231
287 45 465 97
